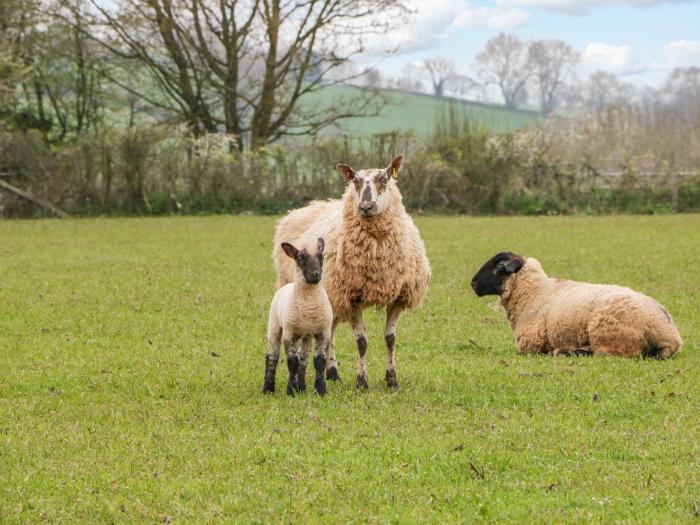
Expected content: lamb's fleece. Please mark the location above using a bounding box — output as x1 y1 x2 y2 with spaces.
503 258 682 358
273 182 430 321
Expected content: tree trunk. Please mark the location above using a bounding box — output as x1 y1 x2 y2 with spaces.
250 0 280 150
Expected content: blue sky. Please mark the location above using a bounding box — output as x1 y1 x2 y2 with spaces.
374 0 700 87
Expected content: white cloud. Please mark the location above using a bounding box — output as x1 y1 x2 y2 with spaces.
580 42 635 74
662 40 700 68
453 6 531 29
496 0 689 14
371 0 531 55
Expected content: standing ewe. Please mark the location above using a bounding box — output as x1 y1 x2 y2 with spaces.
273 155 430 390
470 252 683 358
264 238 332 396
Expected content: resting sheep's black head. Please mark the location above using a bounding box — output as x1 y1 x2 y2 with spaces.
471 252 526 296
336 155 404 219
281 238 325 285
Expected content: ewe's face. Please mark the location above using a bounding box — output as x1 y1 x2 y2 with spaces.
336 155 404 219
281 238 325 285
470 252 525 296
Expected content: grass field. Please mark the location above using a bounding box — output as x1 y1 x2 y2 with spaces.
1 214 699 523
307 86 540 135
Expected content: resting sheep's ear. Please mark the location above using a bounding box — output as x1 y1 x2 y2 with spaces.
336 163 356 182
387 155 404 178
497 255 525 275
281 242 299 260
317 237 325 255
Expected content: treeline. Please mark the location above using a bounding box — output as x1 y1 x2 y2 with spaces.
2 105 699 217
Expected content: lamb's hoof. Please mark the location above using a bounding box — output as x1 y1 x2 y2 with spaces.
572 347 593 356
314 379 327 396
298 379 307 392
286 381 299 396
262 380 275 394
386 369 399 391
355 373 369 390
326 367 340 381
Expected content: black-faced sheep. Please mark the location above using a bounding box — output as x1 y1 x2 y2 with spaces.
272 155 431 390
264 238 333 396
471 252 682 358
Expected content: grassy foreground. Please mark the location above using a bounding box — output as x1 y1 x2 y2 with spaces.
1 214 699 524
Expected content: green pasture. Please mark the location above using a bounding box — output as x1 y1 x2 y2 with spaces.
306 86 540 135
0 215 698 523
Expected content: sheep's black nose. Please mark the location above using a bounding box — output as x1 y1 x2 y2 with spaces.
310 271 321 282
470 280 478 292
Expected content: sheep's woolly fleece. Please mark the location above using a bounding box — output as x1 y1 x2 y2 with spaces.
501 258 682 358
273 181 430 321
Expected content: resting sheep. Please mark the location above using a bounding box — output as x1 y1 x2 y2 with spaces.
273 155 431 390
470 252 682 358
263 238 332 395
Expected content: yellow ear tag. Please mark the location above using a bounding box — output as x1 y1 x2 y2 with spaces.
391 167 398 179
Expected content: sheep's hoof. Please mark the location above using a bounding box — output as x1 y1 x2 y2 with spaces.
314 379 327 396
386 369 399 391
326 367 340 381
286 381 299 396
262 380 275 394
298 378 307 392
355 373 369 390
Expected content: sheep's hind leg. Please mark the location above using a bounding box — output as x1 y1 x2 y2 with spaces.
553 347 593 357
351 310 369 390
284 337 301 396
313 333 329 396
325 317 341 381
263 329 282 393
384 301 404 391
297 335 312 392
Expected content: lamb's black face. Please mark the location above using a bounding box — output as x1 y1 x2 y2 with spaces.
281 238 325 285
296 249 323 284
470 252 525 296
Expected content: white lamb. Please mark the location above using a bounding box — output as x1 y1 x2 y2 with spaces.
263 238 333 395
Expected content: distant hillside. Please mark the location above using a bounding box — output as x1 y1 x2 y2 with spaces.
306 86 541 136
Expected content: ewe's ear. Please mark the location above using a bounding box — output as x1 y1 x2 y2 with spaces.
387 155 404 179
281 242 299 260
497 255 525 275
317 237 325 255
336 163 356 182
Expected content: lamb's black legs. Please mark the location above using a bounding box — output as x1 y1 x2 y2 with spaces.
297 336 312 392
265 333 329 396
284 338 300 396
263 330 281 393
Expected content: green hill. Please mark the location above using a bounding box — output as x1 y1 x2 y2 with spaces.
306 86 540 136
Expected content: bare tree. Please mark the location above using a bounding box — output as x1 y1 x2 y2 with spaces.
528 39 578 114
69 0 406 150
664 66 700 110
423 57 455 97
475 33 530 109
585 71 635 110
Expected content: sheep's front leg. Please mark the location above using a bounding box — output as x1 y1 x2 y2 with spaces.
351 310 369 390
263 328 281 393
313 332 329 396
325 317 341 381
385 302 404 391
284 337 300 396
297 335 313 392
